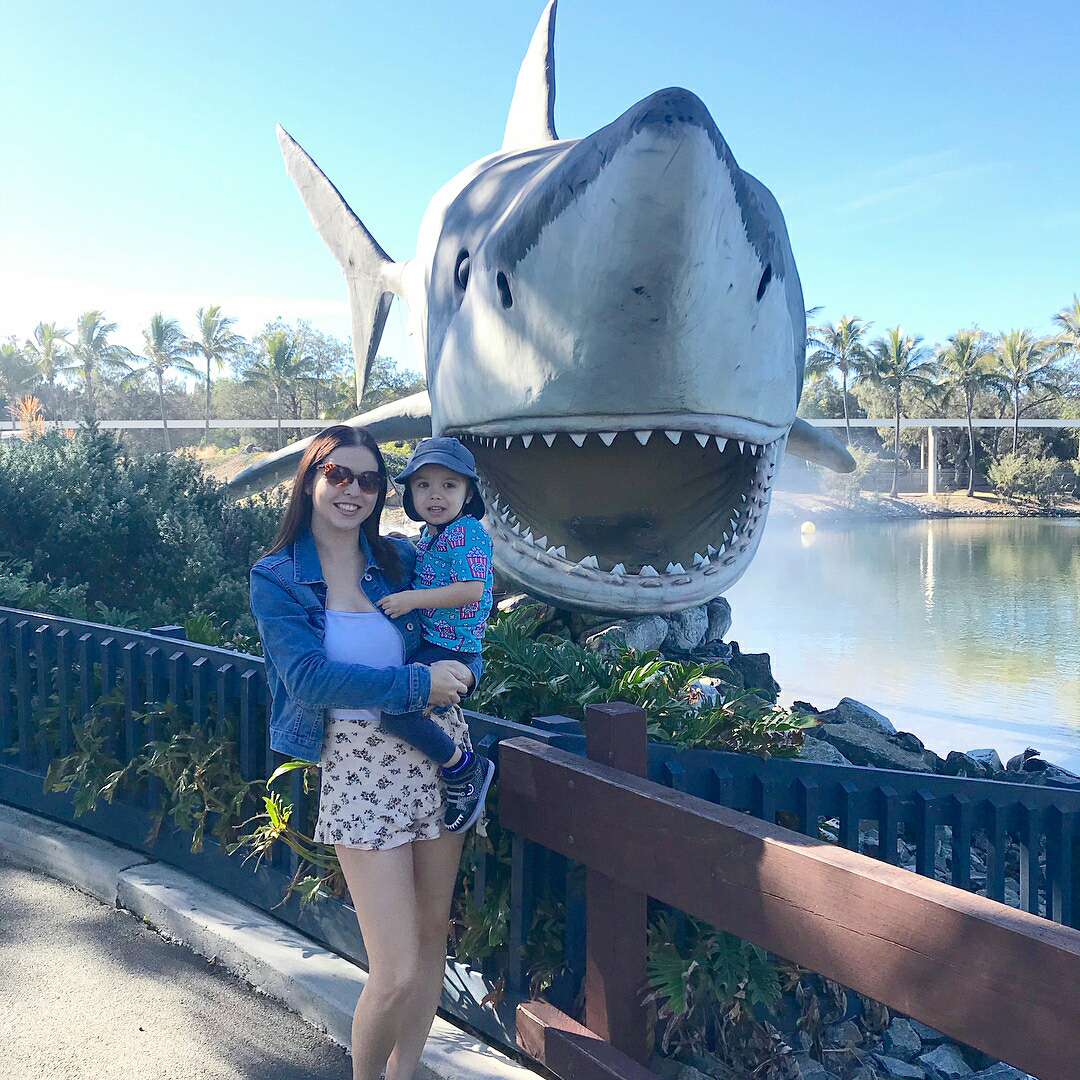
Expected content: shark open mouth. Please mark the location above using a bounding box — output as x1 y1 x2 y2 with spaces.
455 423 785 613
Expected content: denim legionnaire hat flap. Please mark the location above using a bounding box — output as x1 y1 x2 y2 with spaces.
396 437 485 521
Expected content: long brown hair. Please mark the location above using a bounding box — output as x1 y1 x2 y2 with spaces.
266 425 403 581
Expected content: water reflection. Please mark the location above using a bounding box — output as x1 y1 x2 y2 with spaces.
725 518 1080 770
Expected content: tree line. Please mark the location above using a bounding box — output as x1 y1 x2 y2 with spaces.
0 308 424 451
802 296 1080 497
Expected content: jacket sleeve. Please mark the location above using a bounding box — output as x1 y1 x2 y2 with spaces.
250 565 431 715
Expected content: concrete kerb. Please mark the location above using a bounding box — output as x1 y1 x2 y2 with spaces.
0 803 541 1080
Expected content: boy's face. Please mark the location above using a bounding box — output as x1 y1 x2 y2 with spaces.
409 463 470 526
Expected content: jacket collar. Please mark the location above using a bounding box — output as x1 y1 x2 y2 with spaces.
292 528 380 585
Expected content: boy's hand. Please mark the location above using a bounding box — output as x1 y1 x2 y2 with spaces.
377 591 419 618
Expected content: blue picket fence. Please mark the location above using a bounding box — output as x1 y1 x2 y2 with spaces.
2 606 1079 1052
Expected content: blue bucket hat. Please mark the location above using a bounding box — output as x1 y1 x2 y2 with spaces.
395 437 485 521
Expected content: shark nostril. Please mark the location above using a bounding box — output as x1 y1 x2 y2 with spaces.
455 250 470 290
756 264 772 301
496 271 513 309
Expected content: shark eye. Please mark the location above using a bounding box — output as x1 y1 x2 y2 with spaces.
455 250 470 291
496 271 513 309
756 264 772 301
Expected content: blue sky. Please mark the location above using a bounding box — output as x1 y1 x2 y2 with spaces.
2 0 1077 376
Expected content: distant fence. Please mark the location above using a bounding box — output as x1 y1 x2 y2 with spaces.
3 607 1080 1067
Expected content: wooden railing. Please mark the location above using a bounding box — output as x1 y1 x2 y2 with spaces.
500 703 1080 1080
4 606 1080 1075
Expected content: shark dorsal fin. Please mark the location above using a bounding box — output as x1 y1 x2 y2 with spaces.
502 0 558 152
277 124 404 405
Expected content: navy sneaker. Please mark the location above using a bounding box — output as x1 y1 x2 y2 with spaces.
442 750 495 833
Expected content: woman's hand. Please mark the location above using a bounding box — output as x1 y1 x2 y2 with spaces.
377 591 419 618
427 661 469 708
432 658 475 692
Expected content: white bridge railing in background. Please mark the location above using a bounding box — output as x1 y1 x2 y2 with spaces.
5 417 1080 496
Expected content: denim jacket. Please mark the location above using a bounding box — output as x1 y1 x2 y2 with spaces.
250 529 483 761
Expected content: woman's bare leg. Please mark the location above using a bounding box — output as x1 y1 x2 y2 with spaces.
384 829 467 1080
336 842 424 1080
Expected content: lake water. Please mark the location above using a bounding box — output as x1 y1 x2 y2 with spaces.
725 517 1080 771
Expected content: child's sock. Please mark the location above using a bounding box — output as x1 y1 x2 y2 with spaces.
441 749 473 776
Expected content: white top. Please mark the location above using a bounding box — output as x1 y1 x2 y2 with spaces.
323 610 405 722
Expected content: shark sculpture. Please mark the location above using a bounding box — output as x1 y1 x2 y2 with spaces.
232 0 854 614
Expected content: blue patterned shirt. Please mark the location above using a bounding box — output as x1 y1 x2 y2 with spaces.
413 515 493 653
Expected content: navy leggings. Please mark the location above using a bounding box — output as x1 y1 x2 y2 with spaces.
379 642 479 764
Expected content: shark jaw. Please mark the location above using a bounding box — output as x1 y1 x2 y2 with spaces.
454 423 785 614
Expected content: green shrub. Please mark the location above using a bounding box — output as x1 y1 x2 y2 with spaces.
988 452 1067 506
819 445 883 509
0 426 283 643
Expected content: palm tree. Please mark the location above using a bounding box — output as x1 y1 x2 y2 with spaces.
993 330 1058 454
23 322 73 421
1052 295 1080 361
862 327 936 497
246 329 311 448
130 314 199 451
0 341 40 410
70 311 132 421
806 316 873 445
935 329 1004 496
182 306 246 445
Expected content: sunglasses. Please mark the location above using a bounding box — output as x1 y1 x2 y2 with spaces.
310 461 384 494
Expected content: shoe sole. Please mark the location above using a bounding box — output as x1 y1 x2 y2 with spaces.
446 756 495 834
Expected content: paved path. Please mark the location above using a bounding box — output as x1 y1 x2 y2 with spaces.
0 858 353 1080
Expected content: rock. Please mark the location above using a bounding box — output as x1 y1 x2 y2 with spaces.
965 749 1004 774
907 1021 946 1044
686 678 721 708
725 642 780 702
704 597 732 642
692 640 733 664
942 751 997 780
663 606 709 653
648 1057 714 1080
792 1054 830 1080
623 615 669 653
797 739 853 766
812 721 934 773
1005 748 1046 773
585 614 668 655
892 732 924 754
685 1051 736 1079
1043 762 1080 789
883 1018 922 1061
970 1065 1030 1080
874 1054 927 1078
918 1043 973 1079
792 699 821 716
823 1019 863 1049
828 697 898 735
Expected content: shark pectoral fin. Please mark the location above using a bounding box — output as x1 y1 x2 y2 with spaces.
277 124 404 405
785 418 857 473
501 0 558 151
344 390 432 445
226 392 433 497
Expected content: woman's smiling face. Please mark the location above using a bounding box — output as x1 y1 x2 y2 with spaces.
306 444 381 534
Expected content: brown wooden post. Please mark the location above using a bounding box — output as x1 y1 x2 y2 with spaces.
584 702 649 1064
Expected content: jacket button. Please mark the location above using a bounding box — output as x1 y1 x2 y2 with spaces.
363 573 372 581
406 622 414 631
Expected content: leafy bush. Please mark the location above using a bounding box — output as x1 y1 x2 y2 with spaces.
987 452 1068 505
818 445 883 509
0 425 283 643
472 605 807 756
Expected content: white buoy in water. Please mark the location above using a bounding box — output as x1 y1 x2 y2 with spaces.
801 521 816 534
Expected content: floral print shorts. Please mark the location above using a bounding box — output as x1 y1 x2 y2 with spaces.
313 704 480 851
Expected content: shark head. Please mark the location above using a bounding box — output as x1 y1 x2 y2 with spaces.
240 0 853 614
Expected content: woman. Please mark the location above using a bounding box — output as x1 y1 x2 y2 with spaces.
250 425 482 1080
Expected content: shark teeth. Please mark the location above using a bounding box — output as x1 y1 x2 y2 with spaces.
470 432 784 588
